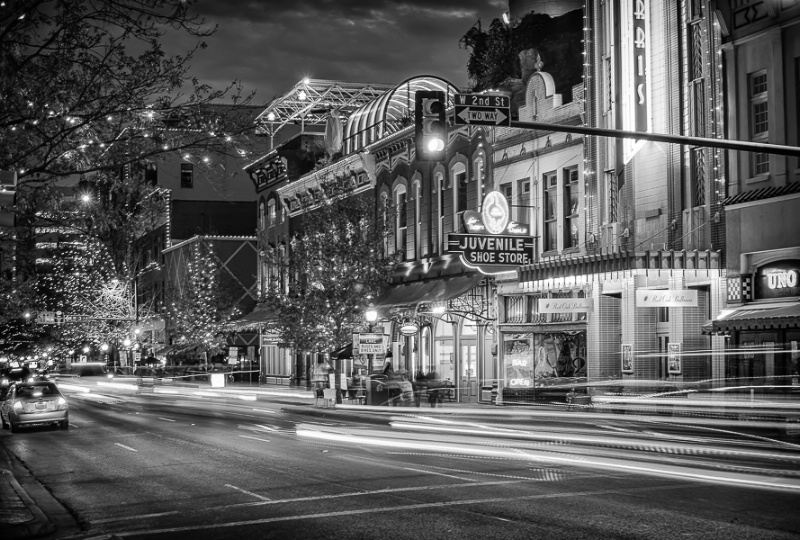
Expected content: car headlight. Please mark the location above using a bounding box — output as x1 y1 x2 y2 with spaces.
27 377 36 382
56 396 68 410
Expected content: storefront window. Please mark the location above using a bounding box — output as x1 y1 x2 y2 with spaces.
434 320 455 382
504 333 533 388
419 325 431 373
534 332 587 380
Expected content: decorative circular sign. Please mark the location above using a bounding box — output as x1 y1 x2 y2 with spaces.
399 322 419 336
481 191 509 235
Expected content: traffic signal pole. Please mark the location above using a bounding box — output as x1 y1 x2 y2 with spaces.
508 120 800 158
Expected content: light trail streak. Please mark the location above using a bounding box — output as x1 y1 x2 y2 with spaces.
296 426 800 493
387 420 800 462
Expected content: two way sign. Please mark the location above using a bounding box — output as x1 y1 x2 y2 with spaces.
454 93 511 127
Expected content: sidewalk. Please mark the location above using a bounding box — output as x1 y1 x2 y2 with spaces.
0 466 54 539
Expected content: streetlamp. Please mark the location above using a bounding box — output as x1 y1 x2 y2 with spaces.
365 305 378 329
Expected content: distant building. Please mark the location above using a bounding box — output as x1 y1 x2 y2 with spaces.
134 105 269 354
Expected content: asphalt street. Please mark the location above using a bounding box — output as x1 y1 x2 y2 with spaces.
2 378 799 540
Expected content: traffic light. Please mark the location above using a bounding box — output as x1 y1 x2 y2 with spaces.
0 170 16 228
415 90 447 161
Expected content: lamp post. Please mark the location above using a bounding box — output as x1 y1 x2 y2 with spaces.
365 306 378 331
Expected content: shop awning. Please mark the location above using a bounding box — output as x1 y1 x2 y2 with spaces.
707 303 800 333
374 274 483 308
332 343 353 360
230 304 276 328
154 345 173 356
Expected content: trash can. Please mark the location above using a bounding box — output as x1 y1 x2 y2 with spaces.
366 374 389 406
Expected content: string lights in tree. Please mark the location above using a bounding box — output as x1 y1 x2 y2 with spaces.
167 239 240 359
262 184 396 354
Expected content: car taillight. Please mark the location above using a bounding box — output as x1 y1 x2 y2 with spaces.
12 400 23 411
57 397 68 410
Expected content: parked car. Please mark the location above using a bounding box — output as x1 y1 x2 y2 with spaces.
68 363 108 377
1 365 35 385
0 381 69 432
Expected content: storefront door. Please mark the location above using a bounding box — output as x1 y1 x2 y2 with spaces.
460 343 478 403
728 331 778 383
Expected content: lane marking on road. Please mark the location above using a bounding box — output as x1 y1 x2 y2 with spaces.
252 408 278 414
101 482 694 536
157 417 176 422
92 510 179 524
114 443 138 452
239 434 271 443
403 467 472 481
225 483 271 501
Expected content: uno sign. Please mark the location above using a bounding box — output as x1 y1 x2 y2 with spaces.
767 269 798 289
756 261 800 300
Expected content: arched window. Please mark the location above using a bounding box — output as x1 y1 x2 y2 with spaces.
452 161 467 217
259 201 266 231
414 180 422 260
380 191 390 255
474 155 485 203
395 185 407 260
267 199 276 227
436 172 445 255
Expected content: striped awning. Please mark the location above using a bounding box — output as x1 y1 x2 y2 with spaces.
708 303 800 333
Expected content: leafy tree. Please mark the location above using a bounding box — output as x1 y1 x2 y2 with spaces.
36 237 149 354
0 0 258 325
166 238 241 360
262 186 396 355
460 10 584 97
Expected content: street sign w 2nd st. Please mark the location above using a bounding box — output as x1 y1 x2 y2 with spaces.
454 93 511 127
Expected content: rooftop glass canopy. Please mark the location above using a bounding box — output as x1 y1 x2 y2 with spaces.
343 76 459 154
255 79 395 145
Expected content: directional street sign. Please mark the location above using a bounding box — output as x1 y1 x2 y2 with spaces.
454 93 511 127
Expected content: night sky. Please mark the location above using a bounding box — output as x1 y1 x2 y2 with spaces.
162 0 506 105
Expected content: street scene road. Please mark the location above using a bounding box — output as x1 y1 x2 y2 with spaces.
2 377 799 540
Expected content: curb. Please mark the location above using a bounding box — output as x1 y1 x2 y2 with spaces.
0 469 54 539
